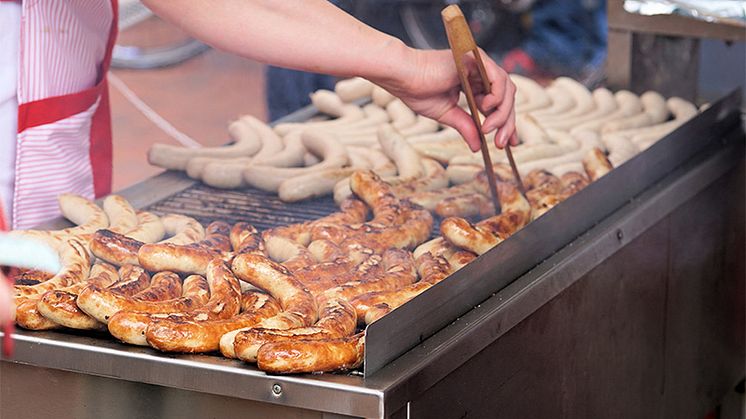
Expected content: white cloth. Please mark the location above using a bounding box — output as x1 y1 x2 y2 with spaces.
0 2 21 225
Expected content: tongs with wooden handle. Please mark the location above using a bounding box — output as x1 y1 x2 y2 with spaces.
0 234 61 357
441 5 526 214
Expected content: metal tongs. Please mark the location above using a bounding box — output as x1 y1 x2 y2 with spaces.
441 5 526 214
0 234 61 357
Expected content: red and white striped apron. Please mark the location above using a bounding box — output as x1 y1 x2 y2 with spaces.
0 0 117 229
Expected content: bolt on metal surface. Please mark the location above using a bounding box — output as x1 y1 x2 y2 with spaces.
272 383 282 397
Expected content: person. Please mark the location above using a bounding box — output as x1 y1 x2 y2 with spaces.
267 0 608 119
0 1 516 336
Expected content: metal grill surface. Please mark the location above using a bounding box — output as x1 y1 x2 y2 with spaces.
145 181 444 236
146 183 341 229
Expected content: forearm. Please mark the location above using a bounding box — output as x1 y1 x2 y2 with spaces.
143 0 414 86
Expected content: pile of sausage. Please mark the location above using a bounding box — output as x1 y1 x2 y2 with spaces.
10 171 471 374
147 76 700 210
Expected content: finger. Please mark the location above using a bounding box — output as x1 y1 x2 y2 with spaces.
494 107 517 149
509 131 519 147
477 49 508 94
477 90 501 112
438 106 481 152
482 80 516 134
473 62 508 109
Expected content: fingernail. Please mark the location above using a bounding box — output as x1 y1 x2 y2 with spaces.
497 130 508 148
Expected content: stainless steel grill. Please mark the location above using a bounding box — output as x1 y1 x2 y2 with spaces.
146 183 340 229
145 179 444 237
2 90 743 419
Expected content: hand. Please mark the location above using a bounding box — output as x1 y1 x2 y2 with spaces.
376 47 518 152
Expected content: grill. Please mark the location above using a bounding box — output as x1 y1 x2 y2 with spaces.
146 183 340 229
145 179 444 237
3 91 743 419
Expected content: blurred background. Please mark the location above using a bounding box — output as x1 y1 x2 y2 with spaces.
110 0 744 190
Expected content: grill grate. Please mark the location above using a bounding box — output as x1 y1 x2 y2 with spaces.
146 181 442 236
146 183 340 230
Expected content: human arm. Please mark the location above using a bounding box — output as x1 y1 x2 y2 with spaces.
141 0 517 149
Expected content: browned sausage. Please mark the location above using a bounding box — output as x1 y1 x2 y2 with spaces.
435 193 494 219
256 333 365 374
108 264 153 296
231 253 317 326
291 258 359 295
77 269 191 323
319 249 417 303
352 252 453 324
36 263 120 330
559 172 589 198
14 238 90 299
14 298 59 330
11 269 53 286
138 221 231 275
440 182 531 255
107 274 211 345
233 297 356 362
145 290 280 353
263 198 368 247
90 229 143 266
440 210 528 256
222 254 318 358
583 147 613 181
230 222 265 254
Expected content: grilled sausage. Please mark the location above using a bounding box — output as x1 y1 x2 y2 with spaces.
138 221 231 275
76 269 192 323
17 194 109 241
36 263 120 330
222 254 318 358
440 182 531 255
231 254 317 326
15 263 115 330
90 229 143 267
318 249 417 303
582 147 613 181
108 274 211 345
233 297 356 362
230 222 265 255
353 252 453 324
435 193 494 219
145 290 280 353
440 210 528 256
14 238 90 299
256 332 365 374
127 211 166 244
159 214 205 245
102 195 138 234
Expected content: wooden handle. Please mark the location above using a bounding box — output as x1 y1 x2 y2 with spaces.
442 5 492 94
442 4 527 199
442 5 501 214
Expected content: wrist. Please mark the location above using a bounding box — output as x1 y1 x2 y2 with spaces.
364 38 418 94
